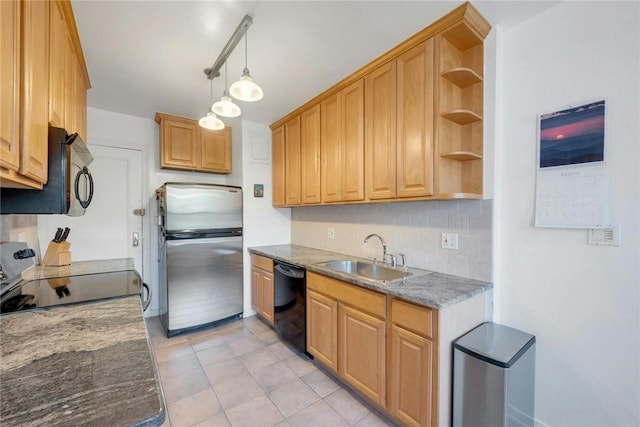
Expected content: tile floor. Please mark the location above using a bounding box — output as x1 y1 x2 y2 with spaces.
145 315 397 427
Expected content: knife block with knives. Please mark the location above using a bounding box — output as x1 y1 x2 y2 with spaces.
43 227 71 267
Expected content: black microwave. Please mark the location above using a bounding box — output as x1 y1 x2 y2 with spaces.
1 126 94 216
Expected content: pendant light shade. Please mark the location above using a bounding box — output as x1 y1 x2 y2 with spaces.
199 78 225 130
199 112 225 130
229 25 263 102
212 62 241 118
230 68 263 102
212 92 241 118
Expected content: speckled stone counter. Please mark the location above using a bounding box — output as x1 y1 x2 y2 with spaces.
0 296 165 427
248 244 492 309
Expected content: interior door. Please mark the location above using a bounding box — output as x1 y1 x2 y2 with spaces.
38 145 143 273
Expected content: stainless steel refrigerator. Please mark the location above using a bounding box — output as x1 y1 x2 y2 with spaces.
157 183 243 336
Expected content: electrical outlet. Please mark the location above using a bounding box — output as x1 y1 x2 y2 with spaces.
327 227 335 239
441 233 458 250
17 232 26 242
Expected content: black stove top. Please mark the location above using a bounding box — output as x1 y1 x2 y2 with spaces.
1 270 142 314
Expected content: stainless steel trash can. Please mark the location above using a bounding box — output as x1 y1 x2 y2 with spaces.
453 322 536 427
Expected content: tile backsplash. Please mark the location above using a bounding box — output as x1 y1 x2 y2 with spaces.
291 199 492 282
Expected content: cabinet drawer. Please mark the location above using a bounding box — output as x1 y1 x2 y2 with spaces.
390 297 434 338
251 254 273 272
308 272 385 319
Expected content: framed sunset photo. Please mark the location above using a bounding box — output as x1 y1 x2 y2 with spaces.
539 100 606 168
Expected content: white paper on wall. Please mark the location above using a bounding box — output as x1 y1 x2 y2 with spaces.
534 100 608 229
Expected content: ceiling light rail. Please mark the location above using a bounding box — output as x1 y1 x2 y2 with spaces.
203 14 253 80
200 14 263 129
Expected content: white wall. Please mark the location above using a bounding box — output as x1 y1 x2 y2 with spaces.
494 2 640 426
85 107 229 316
240 120 291 315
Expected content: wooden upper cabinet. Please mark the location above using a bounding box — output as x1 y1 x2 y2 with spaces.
51 0 89 141
396 39 435 198
270 2 489 204
284 115 301 205
365 61 397 200
321 92 341 203
272 125 286 207
19 0 50 185
200 126 231 173
341 79 365 201
0 0 21 175
155 112 232 174
300 105 321 204
159 116 199 170
321 79 364 203
49 0 66 128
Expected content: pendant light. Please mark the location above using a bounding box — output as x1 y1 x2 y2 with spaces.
199 79 225 130
212 61 241 118
229 23 263 102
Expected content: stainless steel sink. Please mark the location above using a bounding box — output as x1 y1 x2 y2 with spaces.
318 260 413 282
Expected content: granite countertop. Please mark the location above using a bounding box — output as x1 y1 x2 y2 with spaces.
1 259 165 427
249 244 492 309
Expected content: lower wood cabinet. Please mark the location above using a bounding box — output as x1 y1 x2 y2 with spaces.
250 254 274 325
389 297 437 427
340 304 386 405
307 272 387 407
306 272 438 426
306 289 338 371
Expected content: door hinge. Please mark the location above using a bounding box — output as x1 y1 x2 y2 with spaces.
133 208 146 216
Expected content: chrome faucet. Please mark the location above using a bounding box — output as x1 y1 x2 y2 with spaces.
364 234 387 265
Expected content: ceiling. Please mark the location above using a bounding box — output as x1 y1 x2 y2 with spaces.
72 1 559 127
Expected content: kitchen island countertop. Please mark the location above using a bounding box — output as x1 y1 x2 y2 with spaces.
249 244 492 309
0 259 165 427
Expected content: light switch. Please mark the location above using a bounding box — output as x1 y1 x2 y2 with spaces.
327 227 335 239
442 233 458 250
588 225 621 247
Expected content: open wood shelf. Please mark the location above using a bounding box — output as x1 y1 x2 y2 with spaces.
441 109 482 125
441 67 482 88
436 192 483 200
440 151 482 161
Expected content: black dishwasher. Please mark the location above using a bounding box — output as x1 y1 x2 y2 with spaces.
273 262 307 354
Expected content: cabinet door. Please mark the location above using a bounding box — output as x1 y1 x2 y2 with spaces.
339 304 386 405
397 40 434 198
307 290 338 372
365 61 396 200
272 125 286 206
64 27 76 134
284 116 301 205
261 270 274 325
20 0 49 184
251 266 262 312
251 266 274 325
74 56 87 142
200 127 231 173
321 92 341 203
341 79 364 201
160 118 198 169
49 0 65 128
0 0 21 173
300 105 321 204
389 325 433 427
